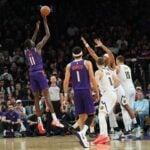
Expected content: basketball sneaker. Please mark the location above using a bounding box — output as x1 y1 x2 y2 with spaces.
51 120 64 128
91 135 110 145
111 131 122 140
134 126 141 139
38 123 46 135
76 131 89 148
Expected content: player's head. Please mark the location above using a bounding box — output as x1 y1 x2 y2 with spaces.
116 55 125 65
103 53 109 65
72 46 83 59
24 39 35 50
96 57 105 67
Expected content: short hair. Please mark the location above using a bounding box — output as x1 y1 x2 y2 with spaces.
116 55 125 62
24 39 32 50
97 57 104 66
72 46 83 58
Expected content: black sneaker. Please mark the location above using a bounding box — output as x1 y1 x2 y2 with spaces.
89 132 96 138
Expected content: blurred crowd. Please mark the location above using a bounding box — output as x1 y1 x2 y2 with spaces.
0 0 150 138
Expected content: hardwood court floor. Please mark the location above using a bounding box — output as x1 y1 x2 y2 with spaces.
0 135 150 150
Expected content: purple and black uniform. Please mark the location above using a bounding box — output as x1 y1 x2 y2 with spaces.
70 60 95 116
25 48 48 92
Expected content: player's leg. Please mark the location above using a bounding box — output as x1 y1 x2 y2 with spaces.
76 90 95 148
37 71 64 128
120 93 141 138
116 86 133 133
29 73 46 134
92 92 117 144
33 91 46 134
92 102 110 145
78 113 87 130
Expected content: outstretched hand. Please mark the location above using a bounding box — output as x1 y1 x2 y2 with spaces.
81 36 86 42
36 21 40 30
94 38 103 47
81 36 87 44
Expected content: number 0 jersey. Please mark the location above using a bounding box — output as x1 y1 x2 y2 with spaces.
98 67 114 94
24 48 43 72
70 60 90 90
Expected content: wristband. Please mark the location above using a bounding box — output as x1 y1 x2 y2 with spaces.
85 43 89 48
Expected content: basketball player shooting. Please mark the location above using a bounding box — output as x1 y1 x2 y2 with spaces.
24 15 64 135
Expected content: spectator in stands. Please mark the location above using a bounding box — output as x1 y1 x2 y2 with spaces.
134 89 149 130
13 83 24 100
15 99 27 133
27 106 38 137
145 83 150 100
0 66 13 81
0 110 2 133
0 91 5 103
1 104 21 137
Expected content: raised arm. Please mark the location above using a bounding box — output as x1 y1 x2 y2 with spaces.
94 38 116 68
94 38 112 54
81 37 99 61
31 21 40 43
36 16 50 53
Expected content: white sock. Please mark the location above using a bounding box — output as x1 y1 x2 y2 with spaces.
51 113 58 121
98 112 108 136
132 118 137 124
81 125 88 136
38 117 42 124
90 126 95 133
20 122 26 132
108 111 118 128
122 109 131 132
72 122 79 129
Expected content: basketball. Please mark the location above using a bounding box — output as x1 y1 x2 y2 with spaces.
40 6 51 16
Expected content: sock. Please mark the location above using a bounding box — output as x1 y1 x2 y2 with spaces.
132 118 137 124
122 108 130 132
98 112 108 136
81 125 88 136
38 117 42 124
90 126 95 133
108 111 118 128
51 113 58 121
20 122 26 132
133 118 138 128
72 122 79 129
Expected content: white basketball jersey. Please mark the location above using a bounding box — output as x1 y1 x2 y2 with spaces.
98 67 114 94
117 64 134 89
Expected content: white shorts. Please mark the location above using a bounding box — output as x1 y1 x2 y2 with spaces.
99 91 117 114
115 85 129 106
124 87 136 108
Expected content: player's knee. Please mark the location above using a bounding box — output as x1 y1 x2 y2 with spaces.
121 96 128 106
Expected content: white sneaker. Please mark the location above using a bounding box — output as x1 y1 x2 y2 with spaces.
111 131 122 140
76 131 89 148
135 126 141 138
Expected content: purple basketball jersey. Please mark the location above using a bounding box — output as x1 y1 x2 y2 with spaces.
24 48 48 92
70 60 90 90
24 48 43 72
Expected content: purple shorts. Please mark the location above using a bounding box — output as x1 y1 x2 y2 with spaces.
29 70 49 92
74 89 95 116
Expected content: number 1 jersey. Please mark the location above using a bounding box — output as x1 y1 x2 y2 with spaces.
70 60 90 90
